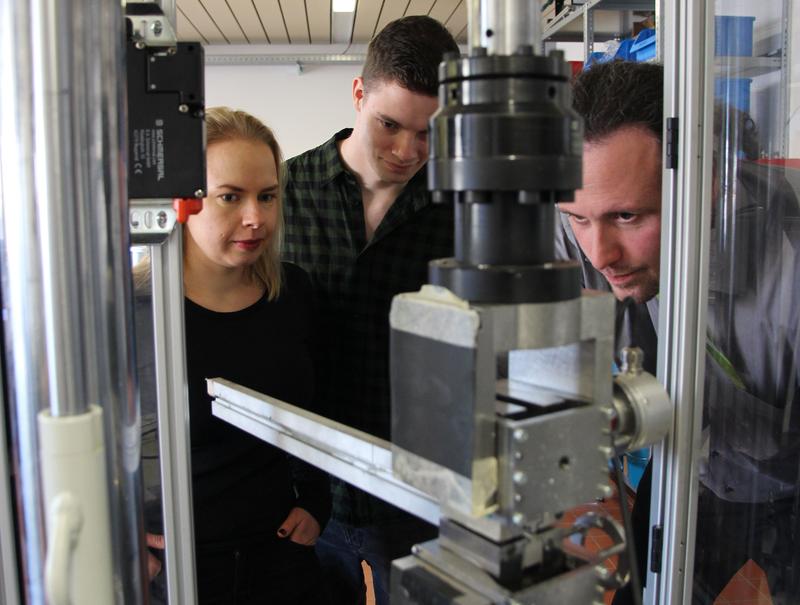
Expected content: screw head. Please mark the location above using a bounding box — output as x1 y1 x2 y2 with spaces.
178 104 189 113
512 513 524 525
194 189 205 198
150 20 163 36
513 471 527 485
156 210 168 229
513 429 528 443
135 40 146 50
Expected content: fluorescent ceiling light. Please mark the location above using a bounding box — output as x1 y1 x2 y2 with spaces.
333 0 356 13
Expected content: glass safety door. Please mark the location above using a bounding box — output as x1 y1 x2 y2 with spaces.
652 1 799 603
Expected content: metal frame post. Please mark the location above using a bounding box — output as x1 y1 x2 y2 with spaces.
148 232 198 604
646 0 715 603
0 374 21 605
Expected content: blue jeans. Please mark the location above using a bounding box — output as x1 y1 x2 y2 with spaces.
315 517 437 605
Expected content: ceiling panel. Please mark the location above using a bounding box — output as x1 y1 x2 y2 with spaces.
178 0 228 43
444 2 467 40
251 0 290 43
201 0 248 43
405 0 435 16
176 8 208 43
227 0 270 43
280 0 310 44
374 0 408 33
176 0 468 45
351 0 383 41
306 0 331 44
427 0 460 25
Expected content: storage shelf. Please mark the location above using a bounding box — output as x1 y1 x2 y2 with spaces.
543 0 655 42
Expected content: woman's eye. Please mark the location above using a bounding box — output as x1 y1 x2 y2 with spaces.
259 193 275 203
219 193 238 202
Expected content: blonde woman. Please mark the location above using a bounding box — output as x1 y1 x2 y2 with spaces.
140 107 329 604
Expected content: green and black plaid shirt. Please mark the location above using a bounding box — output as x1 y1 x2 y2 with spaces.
282 129 454 525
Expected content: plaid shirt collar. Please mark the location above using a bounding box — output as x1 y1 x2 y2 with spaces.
318 128 431 215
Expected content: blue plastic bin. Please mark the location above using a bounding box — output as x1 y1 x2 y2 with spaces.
630 28 656 62
715 15 755 57
626 448 650 490
614 38 635 61
583 51 610 69
714 77 752 113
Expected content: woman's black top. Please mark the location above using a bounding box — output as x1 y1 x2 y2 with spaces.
139 261 330 552
184 261 329 550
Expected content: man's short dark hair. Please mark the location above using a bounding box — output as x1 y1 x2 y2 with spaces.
572 60 663 143
362 15 460 97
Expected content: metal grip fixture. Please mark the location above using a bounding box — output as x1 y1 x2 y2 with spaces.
612 347 673 450
427 48 584 304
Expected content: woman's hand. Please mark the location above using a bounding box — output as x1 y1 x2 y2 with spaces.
276 507 321 545
146 533 165 580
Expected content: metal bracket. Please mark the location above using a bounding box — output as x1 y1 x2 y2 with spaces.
666 117 679 169
650 524 663 573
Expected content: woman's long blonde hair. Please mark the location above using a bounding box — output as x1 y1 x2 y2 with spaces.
205 106 284 300
134 107 285 299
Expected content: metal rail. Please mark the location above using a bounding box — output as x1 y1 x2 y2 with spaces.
209 378 441 525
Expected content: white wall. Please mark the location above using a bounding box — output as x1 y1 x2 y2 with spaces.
205 63 362 160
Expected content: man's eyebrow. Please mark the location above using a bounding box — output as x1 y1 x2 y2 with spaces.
376 112 399 124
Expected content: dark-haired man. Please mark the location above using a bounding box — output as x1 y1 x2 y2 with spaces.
559 60 800 605
556 60 662 605
282 16 460 605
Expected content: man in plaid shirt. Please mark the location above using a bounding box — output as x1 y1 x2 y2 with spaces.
282 15 459 605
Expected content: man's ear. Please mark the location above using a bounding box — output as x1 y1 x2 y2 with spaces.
352 77 366 112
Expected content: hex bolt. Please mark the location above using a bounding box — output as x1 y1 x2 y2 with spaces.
151 20 163 37
178 104 189 113
594 565 611 581
513 471 527 485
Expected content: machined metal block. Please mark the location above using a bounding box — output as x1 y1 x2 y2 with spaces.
391 555 492 605
497 404 610 524
391 287 498 516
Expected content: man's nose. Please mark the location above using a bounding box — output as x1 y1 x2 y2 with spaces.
392 132 418 163
586 225 622 271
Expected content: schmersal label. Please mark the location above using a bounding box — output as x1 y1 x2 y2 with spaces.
131 119 166 181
